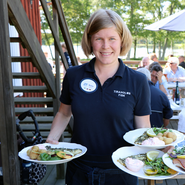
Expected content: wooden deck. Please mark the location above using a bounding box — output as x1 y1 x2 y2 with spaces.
38 120 185 185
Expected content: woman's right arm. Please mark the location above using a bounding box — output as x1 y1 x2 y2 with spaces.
46 103 72 144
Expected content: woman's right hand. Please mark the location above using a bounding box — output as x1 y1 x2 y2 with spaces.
45 137 59 144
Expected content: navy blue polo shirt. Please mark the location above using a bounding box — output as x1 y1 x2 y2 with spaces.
149 81 173 127
60 58 151 165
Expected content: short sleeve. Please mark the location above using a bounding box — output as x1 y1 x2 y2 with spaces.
134 75 151 116
59 71 71 105
162 95 173 119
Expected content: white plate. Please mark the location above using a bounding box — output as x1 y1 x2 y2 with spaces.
18 142 87 165
112 146 178 180
123 128 184 149
163 153 185 174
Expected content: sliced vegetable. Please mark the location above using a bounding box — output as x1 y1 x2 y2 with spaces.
40 153 51 161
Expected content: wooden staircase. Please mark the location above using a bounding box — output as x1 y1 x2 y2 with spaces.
0 0 78 184
8 0 77 143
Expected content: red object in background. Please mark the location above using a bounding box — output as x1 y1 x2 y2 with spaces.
19 0 44 108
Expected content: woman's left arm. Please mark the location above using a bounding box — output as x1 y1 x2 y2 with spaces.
134 115 151 129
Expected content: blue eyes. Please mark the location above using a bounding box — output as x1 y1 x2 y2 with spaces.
96 38 115 40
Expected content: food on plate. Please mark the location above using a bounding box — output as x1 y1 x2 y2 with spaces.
172 158 185 170
118 153 146 166
146 128 156 137
134 128 177 145
141 137 165 146
125 158 144 172
26 145 82 161
118 150 177 176
143 165 158 175
146 151 159 161
168 145 185 171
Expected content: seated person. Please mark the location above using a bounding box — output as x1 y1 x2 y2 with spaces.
137 68 173 128
138 56 150 68
178 55 185 69
163 57 185 82
149 63 168 95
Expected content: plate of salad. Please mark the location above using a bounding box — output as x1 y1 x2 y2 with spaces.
112 146 178 180
18 142 87 165
163 142 185 174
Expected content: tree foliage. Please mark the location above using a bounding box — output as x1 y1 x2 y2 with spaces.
40 0 185 59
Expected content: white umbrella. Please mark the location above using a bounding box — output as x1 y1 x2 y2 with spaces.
144 9 185 31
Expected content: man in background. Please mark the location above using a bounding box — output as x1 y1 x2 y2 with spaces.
149 63 168 95
178 55 185 69
137 68 173 127
164 57 185 82
138 56 150 69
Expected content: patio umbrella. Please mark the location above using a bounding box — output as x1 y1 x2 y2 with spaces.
144 9 185 31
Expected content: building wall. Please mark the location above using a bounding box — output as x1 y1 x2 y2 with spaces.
20 0 44 107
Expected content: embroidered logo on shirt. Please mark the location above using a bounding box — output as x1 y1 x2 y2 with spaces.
80 79 97 93
114 90 131 97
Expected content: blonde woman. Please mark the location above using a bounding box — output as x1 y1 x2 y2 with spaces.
47 9 151 185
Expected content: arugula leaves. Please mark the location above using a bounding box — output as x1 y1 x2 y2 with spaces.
145 157 171 176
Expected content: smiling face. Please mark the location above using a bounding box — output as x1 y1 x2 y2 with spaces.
90 27 122 66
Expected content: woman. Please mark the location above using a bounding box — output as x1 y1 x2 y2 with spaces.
46 9 151 185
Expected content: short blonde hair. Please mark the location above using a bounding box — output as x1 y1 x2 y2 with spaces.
149 53 158 60
81 9 132 57
61 42 67 50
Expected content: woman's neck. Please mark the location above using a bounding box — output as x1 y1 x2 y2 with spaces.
94 61 119 85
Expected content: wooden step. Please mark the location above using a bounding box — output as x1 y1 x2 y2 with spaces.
23 131 71 138
15 107 53 114
19 123 52 130
14 97 53 104
13 86 47 92
10 37 22 43
11 56 32 62
16 116 54 123
12 72 40 79
19 123 71 132
22 131 72 141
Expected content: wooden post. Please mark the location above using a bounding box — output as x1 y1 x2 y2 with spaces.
0 0 20 184
52 2 66 179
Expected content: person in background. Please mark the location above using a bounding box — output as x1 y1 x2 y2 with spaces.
163 57 185 82
149 53 158 64
61 42 73 67
138 56 150 69
150 65 168 95
137 68 173 128
168 54 174 59
178 55 185 69
77 56 82 65
149 62 168 95
44 51 54 72
46 9 151 185
164 54 174 69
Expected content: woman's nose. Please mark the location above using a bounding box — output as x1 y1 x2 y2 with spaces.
102 40 109 49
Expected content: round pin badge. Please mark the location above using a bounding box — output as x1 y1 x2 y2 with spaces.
80 78 97 93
